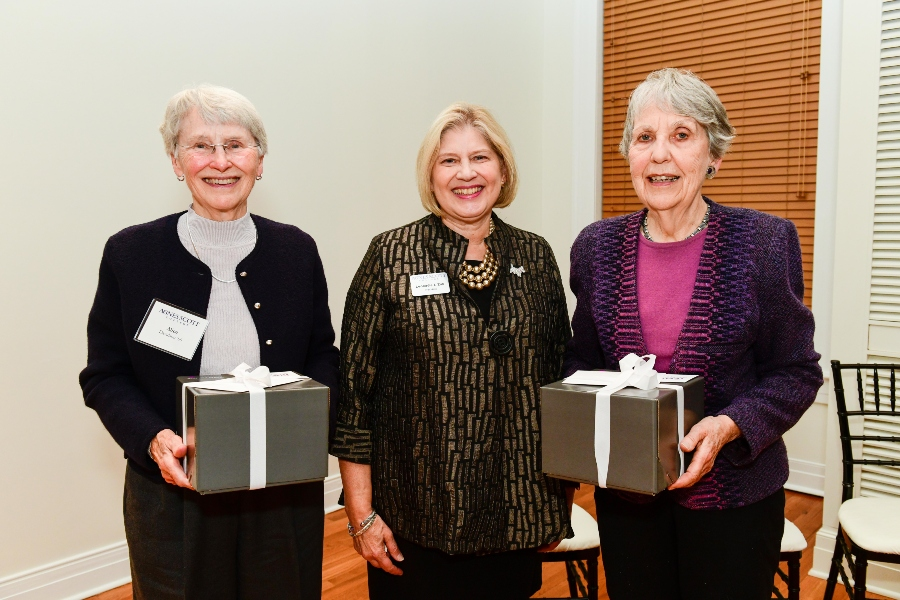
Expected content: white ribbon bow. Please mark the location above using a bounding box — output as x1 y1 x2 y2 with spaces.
593 354 685 488
230 363 272 388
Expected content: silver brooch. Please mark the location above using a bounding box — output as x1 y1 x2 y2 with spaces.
509 265 525 277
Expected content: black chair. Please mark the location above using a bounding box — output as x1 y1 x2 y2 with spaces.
773 518 806 600
538 503 600 599
823 361 900 600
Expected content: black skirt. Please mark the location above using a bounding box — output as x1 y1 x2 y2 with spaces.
367 535 542 600
124 463 324 600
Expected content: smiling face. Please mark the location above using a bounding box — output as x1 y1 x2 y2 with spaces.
627 104 721 214
171 108 264 221
430 125 505 226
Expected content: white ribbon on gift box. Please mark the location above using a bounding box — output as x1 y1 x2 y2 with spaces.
182 363 307 490
563 354 688 489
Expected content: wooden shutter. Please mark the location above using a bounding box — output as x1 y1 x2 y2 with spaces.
860 1 900 500
602 0 820 306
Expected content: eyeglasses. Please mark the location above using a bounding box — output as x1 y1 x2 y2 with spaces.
178 140 260 158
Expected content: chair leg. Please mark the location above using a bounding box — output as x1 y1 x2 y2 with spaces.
787 555 800 600
853 554 868 600
565 561 579 598
587 553 598 600
823 531 843 600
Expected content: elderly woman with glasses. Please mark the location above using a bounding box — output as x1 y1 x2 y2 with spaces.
79 84 339 599
565 68 822 599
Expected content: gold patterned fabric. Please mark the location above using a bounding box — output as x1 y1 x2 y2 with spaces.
331 214 572 554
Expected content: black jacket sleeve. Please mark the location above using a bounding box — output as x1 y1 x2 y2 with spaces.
79 242 168 473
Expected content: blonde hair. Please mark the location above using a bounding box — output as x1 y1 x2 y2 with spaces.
416 103 518 216
160 84 268 157
620 68 735 161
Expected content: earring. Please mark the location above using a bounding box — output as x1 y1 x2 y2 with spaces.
256 175 262 181
177 175 185 181
705 166 716 180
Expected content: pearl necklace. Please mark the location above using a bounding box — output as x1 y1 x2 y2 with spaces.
459 219 498 290
641 203 710 242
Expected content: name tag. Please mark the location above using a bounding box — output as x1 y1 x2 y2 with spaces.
409 272 450 297
659 374 698 383
134 299 209 360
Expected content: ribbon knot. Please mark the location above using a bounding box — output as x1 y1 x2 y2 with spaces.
230 363 272 388
605 353 659 395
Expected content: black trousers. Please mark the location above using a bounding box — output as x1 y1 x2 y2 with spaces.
124 463 324 600
595 487 785 600
367 535 542 600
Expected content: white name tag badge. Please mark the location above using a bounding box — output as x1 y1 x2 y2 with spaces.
409 272 451 297
658 374 698 383
134 299 209 360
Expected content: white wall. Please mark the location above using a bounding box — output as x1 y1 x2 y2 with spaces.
806 0 900 596
0 1 598 597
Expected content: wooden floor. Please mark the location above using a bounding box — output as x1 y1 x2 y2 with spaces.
87 488 888 600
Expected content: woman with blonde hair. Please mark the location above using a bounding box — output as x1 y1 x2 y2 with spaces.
332 102 573 599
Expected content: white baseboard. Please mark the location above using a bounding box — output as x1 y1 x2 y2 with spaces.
785 457 826 496
810 526 900 598
0 542 130 600
1 476 345 600
323 473 343 515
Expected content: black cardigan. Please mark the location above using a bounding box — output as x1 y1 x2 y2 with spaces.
80 211 340 481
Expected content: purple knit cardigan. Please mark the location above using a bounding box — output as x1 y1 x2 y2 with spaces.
564 199 823 510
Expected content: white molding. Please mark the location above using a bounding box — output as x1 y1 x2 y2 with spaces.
323 473 343 515
571 0 601 231
0 542 130 600
785 458 826 497
810 526 900 598
810 0 843 368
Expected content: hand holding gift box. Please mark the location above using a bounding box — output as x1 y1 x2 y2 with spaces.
177 363 330 494
541 354 704 495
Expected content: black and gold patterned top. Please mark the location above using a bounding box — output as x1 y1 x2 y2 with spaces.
331 213 572 554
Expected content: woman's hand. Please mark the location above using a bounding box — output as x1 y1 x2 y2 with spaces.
350 514 405 575
668 415 741 490
339 459 404 575
149 429 193 489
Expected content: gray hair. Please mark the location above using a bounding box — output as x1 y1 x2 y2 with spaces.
159 84 268 157
619 68 735 161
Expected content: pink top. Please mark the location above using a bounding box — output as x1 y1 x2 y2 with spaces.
636 228 707 372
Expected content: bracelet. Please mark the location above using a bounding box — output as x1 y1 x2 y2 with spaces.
347 510 378 537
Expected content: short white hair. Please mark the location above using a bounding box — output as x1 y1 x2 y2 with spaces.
159 84 268 157
620 68 735 161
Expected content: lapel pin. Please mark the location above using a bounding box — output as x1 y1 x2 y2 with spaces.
510 265 525 277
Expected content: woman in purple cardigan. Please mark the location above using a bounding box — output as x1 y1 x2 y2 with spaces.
564 68 822 599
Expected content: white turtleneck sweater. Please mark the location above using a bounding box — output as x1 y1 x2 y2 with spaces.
177 207 260 376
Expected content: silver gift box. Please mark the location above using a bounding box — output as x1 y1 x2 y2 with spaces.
176 375 329 494
541 377 704 495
